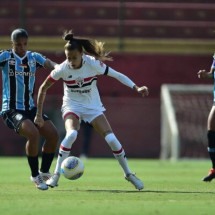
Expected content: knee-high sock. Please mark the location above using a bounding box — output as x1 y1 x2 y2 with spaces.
105 133 131 175
54 130 78 174
207 130 215 168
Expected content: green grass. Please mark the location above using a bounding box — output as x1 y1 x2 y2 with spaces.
0 157 214 215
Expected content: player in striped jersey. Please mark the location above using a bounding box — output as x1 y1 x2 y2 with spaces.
0 28 59 190
34 30 148 190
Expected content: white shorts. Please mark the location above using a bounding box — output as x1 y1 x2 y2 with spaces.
61 104 106 123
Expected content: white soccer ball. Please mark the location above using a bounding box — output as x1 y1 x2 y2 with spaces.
61 156 84 180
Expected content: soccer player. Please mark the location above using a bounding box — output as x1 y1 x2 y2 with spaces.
34 30 149 190
198 57 215 182
0 28 59 190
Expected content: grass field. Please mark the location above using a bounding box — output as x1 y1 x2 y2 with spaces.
0 157 214 215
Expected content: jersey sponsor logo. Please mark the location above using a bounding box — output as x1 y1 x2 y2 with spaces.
70 89 91 94
9 70 35 77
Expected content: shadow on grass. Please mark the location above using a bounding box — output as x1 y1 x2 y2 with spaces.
55 189 140 193
144 190 215 194
53 189 215 194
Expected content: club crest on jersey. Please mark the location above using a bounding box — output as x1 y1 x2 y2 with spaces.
9 59 16 65
28 60 36 67
75 77 84 87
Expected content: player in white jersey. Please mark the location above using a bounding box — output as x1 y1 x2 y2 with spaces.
34 30 149 190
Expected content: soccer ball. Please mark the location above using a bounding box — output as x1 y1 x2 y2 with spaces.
61 156 84 180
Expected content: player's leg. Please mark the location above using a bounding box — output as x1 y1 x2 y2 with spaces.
2 109 48 190
203 106 215 182
91 114 144 190
19 119 48 190
37 120 59 180
46 113 80 187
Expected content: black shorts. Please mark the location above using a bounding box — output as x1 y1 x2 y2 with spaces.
1 107 49 133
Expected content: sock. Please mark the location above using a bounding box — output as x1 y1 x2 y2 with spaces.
54 130 78 174
105 133 131 175
54 150 70 174
207 130 215 169
40 152 55 173
27 155 39 177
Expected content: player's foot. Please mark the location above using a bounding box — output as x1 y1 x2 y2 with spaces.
202 168 215 182
30 175 48 190
39 171 52 182
46 173 60 188
125 173 144 190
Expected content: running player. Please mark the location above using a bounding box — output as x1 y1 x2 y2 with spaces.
0 28 59 190
34 30 148 190
198 55 215 182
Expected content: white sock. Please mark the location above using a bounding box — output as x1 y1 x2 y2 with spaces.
105 133 131 175
54 130 78 174
54 150 70 174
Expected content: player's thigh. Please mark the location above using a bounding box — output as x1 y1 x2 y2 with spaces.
208 106 215 130
38 120 59 141
91 114 112 137
19 119 40 140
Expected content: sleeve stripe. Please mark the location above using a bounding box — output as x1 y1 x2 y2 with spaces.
104 66 109 75
47 75 57 83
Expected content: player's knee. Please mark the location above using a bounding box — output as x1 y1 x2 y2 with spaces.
105 133 122 151
207 130 215 150
61 130 78 149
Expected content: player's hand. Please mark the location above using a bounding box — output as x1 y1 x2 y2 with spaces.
34 115 44 128
197 70 207 79
137 86 149 97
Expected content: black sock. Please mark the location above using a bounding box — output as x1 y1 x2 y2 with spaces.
27 156 39 177
207 130 215 168
40 152 55 173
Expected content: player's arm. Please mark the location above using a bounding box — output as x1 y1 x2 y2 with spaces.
198 67 215 79
106 67 149 97
34 75 56 127
198 57 215 79
43 58 58 70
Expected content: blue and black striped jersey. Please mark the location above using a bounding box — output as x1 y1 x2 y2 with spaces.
0 49 46 112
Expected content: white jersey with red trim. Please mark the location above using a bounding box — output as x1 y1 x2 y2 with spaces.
50 54 136 111
50 54 107 110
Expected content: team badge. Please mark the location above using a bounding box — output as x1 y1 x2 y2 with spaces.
28 60 36 67
75 77 84 87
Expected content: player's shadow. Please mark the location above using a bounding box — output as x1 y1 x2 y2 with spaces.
54 189 215 194
55 189 141 193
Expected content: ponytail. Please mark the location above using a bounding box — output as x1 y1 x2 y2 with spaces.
63 30 112 61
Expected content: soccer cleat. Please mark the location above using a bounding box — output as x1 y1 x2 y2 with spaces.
202 168 215 182
39 171 52 182
125 173 144 190
46 173 60 188
30 175 49 190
